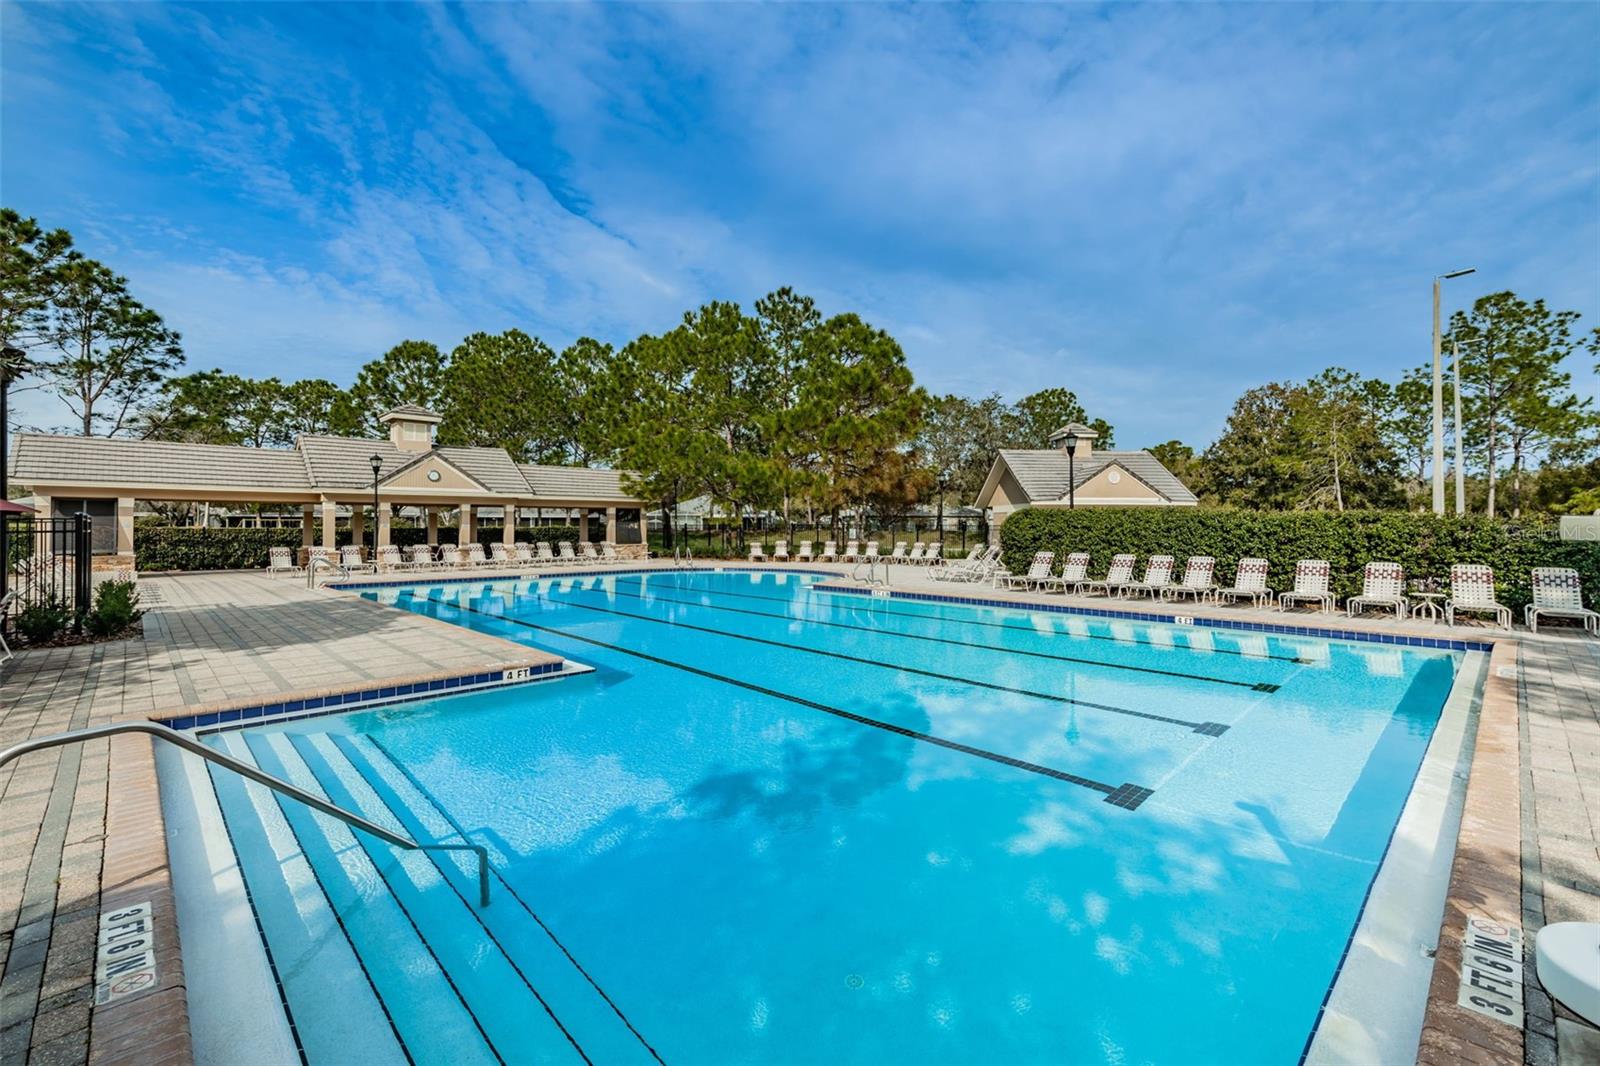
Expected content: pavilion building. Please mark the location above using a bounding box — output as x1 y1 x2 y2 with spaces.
8 405 648 564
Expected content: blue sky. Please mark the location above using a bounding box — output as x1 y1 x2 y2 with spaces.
3 2 1597 448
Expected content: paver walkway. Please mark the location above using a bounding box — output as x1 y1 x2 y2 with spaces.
0 571 560 1065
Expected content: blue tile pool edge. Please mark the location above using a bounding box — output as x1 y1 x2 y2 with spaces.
155 659 589 734
323 564 843 592
817 583 1498 653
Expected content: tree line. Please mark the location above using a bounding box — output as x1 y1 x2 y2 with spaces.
4 207 1596 521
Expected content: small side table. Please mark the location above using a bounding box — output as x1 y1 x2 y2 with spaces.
1410 591 1445 622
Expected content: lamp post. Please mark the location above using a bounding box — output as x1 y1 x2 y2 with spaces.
1063 431 1078 509
1452 340 1466 515
1432 268 1475 514
368 454 382 558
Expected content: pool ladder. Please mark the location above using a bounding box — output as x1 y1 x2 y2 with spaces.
852 555 889 587
672 546 695 568
307 555 350 588
0 721 492 907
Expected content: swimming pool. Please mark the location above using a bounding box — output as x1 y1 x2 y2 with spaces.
194 569 1460 1064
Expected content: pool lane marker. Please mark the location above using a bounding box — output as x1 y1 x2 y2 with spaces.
595 578 1273 696
499 583 1229 736
440 598 1156 810
660 571 1303 669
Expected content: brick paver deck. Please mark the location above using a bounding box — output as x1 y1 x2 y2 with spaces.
2 561 1597 1065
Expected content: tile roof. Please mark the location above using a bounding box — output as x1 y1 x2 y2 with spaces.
995 448 1198 505
296 436 411 489
9 433 314 491
435 447 530 495
519 464 635 502
378 404 442 422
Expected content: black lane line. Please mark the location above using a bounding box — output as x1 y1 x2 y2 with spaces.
354 734 667 1066
438 597 1152 808
652 572 1305 667
244 733 509 1066
482 582 1223 735
584 579 1265 695
292 733 594 1066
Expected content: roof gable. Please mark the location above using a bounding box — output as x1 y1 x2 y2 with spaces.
974 448 1197 507
379 450 489 493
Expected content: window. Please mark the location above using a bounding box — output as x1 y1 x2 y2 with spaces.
403 423 431 442
615 508 642 544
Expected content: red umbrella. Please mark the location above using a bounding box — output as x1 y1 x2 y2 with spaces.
0 500 36 514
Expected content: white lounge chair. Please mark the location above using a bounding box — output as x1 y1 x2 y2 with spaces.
864 541 881 562
886 542 909 564
1122 555 1175 599
1218 558 1273 607
935 546 982 576
601 543 620 560
1165 556 1218 603
932 545 989 582
1526 567 1598 635
464 544 493 568
1445 565 1511 628
920 543 943 566
376 545 409 572
557 542 578 563
0 589 15 663
267 546 302 577
840 540 860 562
818 541 837 562
749 543 766 562
906 542 926 565
534 542 555 567
307 546 335 570
1059 552 1092 593
1081 554 1137 597
1347 561 1407 620
491 543 518 567
1279 560 1336 614
407 545 439 569
339 545 375 573
579 542 600 560
796 541 814 562
511 543 537 567
1002 551 1056 591
772 540 789 561
437 545 465 568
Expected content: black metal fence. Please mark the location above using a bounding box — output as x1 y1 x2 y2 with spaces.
2 512 94 634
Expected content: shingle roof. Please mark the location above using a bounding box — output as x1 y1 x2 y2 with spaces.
519 464 635 502
994 448 1198 505
378 404 442 422
296 436 411 489
9 433 314 491
435 447 529 495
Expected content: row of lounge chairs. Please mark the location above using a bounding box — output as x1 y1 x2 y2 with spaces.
268 541 623 576
993 552 1597 633
747 540 947 565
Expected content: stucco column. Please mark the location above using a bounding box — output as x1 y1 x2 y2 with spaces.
503 503 516 545
605 507 617 544
350 508 365 553
426 508 438 546
377 502 392 548
458 503 474 546
579 510 589 542
320 499 338 550
301 505 315 550
115 497 135 555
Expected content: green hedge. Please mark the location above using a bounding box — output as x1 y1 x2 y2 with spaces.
134 524 583 571
998 508 1600 611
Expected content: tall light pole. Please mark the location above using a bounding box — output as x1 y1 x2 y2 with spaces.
368 454 382 558
1452 340 1466 515
1432 268 1475 514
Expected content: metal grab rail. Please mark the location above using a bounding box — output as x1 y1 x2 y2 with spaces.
851 555 889 587
0 721 492 907
307 555 350 588
672 546 695 568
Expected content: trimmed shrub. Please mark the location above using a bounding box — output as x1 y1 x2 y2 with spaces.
998 508 1600 611
134 523 584 571
86 579 144 637
15 596 73 644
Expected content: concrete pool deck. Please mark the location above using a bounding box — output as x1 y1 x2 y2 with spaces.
0 562 1595 1064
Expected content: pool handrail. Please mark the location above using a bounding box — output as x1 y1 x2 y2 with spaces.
0 720 491 907
307 555 349 588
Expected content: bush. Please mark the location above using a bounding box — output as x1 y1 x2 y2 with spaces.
134 523 585 571
14 595 73 644
86 579 143 637
998 508 1600 611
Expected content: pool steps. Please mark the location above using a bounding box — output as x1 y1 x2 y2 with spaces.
205 730 660 1065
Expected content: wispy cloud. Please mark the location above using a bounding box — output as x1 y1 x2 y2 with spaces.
2 1 1595 443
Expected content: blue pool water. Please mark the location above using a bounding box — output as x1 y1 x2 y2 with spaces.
201 570 1459 1064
